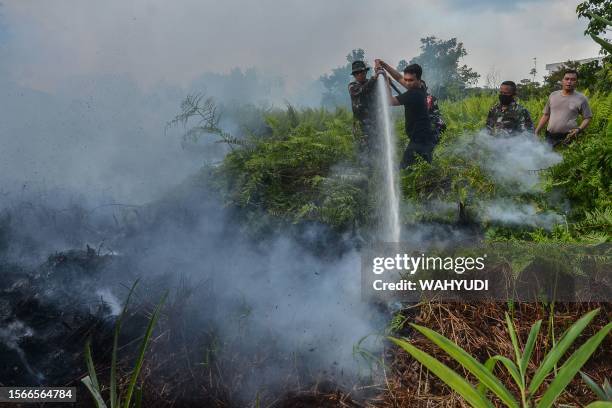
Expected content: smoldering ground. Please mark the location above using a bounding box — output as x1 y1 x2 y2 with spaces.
0 175 388 404
0 68 386 405
112 180 384 398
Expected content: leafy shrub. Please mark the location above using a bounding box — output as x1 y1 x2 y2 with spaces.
213 106 364 230
179 90 610 242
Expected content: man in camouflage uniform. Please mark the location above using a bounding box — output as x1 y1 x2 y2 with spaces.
347 60 381 243
486 80 533 136
348 60 379 155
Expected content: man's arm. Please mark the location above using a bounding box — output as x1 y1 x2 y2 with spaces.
566 117 592 141
534 114 549 135
578 117 591 132
386 78 401 106
376 59 404 86
535 97 551 135
575 97 593 134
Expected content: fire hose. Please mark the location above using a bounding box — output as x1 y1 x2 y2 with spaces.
376 67 403 95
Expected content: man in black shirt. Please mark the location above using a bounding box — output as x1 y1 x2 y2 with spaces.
376 60 435 169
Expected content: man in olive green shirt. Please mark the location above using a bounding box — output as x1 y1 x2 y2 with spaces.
535 69 592 147
486 80 534 136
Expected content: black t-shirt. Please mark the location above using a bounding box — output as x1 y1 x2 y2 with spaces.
396 88 434 144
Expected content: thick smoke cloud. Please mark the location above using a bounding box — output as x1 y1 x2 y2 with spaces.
479 199 563 228
0 38 378 398
453 131 564 228
0 75 197 203
453 131 562 193
0 174 384 401
0 70 323 205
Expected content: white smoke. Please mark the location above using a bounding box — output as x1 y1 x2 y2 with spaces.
454 130 562 193
0 320 45 383
479 199 563 228
410 129 567 229
95 288 122 316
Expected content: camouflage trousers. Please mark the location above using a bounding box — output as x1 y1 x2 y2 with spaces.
353 120 380 167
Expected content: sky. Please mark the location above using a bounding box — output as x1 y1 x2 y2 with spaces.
0 0 604 91
0 0 606 204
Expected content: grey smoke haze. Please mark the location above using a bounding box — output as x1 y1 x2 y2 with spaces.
0 68 317 204
479 199 564 228
465 131 565 228
456 131 563 193
0 177 383 401
0 75 195 203
0 0 600 93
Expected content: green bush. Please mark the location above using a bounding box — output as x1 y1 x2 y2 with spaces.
213 106 364 230
189 90 610 241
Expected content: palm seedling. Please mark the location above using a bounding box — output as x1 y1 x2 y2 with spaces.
389 308 611 408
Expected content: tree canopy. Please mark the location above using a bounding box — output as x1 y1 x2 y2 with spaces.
398 37 480 100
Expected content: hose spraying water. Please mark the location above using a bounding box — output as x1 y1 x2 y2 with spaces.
375 72 401 243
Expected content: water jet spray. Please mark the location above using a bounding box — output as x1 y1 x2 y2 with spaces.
375 73 401 243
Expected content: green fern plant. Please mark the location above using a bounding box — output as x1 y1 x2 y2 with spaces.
389 309 611 408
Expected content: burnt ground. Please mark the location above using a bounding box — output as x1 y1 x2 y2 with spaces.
0 249 610 408
0 248 116 387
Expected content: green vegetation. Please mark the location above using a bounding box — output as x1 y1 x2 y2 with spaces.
212 106 372 230
389 309 612 408
189 90 610 243
577 0 612 55
581 371 612 402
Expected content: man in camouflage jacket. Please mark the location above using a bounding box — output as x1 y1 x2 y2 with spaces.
486 80 533 136
348 60 379 152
